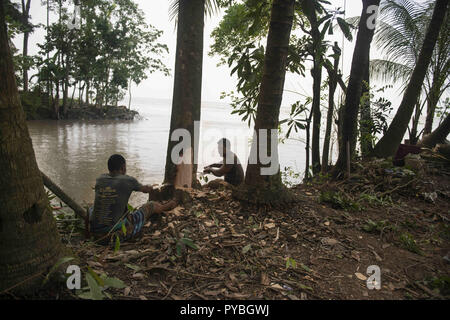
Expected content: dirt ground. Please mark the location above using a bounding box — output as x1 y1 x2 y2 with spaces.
3 153 450 300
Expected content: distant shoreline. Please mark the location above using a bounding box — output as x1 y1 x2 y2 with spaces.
21 91 140 121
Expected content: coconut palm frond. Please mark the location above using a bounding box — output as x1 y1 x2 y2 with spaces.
205 0 220 18
169 0 220 22
369 59 413 85
373 0 439 72
375 21 417 65
169 0 179 22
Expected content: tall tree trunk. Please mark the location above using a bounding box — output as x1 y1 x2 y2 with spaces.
371 0 448 158
0 0 64 294
235 0 296 205
332 0 381 177
69 81 76 109
302 0 322 174
163 0 204 187
21 0 31 92
85 80 89 105
322 42 341 172
417 114 450 149
62 54 70 117
360 48 373 157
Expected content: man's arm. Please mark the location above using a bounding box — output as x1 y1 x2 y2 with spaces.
139 185 154 193
205 161 223 169
204 163 232 177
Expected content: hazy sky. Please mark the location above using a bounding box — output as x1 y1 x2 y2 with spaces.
12 0 422 109
12 1 366 101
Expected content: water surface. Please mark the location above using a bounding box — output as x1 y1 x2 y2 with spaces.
28 98 306 207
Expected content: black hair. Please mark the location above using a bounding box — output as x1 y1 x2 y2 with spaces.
108 154 126 172
218 138 231 149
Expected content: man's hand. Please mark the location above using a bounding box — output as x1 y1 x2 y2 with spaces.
203 166 212 174
140 185 154 193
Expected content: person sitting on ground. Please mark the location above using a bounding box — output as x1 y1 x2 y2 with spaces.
89 154 181 245
203 138 244 186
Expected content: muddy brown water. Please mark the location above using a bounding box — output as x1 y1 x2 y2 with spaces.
28 99 306 207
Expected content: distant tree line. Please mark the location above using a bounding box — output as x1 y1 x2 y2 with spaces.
5 0 170 119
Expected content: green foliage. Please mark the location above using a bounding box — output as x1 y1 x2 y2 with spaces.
371 0 450 123
127 204 136 213
280 98 311 139
319 191 360 211
43 256 75 285
124 263 142 272
359 193 393 206
399 232 422 255
114 235 120 253
435 98 449 121
211 0 307 127
199 173 209 183
210 0 354 129
242 244 252 254
20 90 53 120
11 0 169 111
4 0 35 38
362 219 396 234
359 84 394 147
281 166 301 188
286 257 297 269
76 268 126 300
425 276 450 296
175 236 199 257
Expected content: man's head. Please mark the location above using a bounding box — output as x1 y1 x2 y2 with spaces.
108 154 126 175
218 138 231 158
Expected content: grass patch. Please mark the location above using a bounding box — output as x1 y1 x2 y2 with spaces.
319 191 361 211
425 276 450 296
362 219 396 234
399 233 422 255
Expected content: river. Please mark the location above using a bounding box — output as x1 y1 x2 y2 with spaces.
28 98 307 207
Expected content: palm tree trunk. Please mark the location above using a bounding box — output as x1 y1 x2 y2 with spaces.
332 0 381 177
0 0 64 294
235 0 295 205
371 0 448 158
164 0 204 187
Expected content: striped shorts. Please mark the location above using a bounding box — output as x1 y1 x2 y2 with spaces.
90 201 155 245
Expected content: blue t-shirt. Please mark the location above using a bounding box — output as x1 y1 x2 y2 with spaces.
91 174 142 233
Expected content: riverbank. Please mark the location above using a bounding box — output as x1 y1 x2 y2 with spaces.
20 91 140 121
7 150 448 300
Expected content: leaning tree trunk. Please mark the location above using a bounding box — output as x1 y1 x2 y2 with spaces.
417 114 450 149
322 42 341 173
0 0 65 294
235 0 296 206
332 0 381 177
371 0 448 158
163 0 204 188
